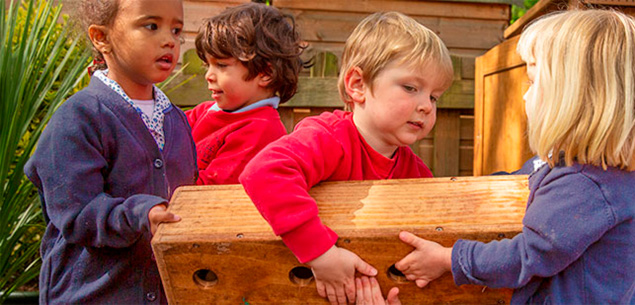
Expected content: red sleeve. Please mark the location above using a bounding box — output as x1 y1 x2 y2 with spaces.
197 118 286 185
239 123 344 263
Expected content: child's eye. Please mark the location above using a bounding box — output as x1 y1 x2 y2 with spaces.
430 95 439 103
172 27 182 36
215 63 228 68
144 23 158 31
403 85 416 92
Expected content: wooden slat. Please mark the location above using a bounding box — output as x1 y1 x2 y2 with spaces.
477 35 523 76
433 110 461 176
287 10 507 50
474 55 485 176
274 0 511 20
481 67 533 174
153 175 529 304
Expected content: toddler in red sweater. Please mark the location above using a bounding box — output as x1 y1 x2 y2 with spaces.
239 12 453 304
186 3 306 184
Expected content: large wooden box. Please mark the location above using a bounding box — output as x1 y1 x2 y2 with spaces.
152 175 529 304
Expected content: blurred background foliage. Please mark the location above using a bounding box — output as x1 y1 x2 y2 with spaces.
0 0 90 302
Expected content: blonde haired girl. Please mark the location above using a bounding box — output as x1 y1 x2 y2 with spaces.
391 10 635 304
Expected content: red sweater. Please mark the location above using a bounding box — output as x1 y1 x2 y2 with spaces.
239 110 432 263
186 101 287 185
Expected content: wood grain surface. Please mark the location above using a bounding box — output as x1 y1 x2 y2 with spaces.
152 175 530 304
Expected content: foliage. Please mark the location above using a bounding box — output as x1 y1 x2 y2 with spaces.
511 0 540 24
0 0 90 301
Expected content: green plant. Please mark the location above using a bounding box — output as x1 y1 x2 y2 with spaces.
511 0 540 24
0 0 90 301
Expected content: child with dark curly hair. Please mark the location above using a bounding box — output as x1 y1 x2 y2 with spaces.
186 3 306 184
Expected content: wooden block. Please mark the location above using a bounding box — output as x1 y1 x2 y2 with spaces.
152 175 529 304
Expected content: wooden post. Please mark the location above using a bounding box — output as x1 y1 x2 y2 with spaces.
152 175 529 304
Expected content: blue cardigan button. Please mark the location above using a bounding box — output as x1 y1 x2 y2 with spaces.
146 292 157 302
154 159 163 169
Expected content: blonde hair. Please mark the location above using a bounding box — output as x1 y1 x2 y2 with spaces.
337 12 453 105
517 10 635 170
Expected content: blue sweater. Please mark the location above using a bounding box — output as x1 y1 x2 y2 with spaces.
452 162 635 304
24 77 197 304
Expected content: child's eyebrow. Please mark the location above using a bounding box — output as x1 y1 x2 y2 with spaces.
137 15 184 25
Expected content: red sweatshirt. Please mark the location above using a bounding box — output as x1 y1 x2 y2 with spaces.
239 110 432 263
186 101 287 185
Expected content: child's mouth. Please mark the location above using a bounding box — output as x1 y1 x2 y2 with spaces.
408 121 423 129
157 54 173 69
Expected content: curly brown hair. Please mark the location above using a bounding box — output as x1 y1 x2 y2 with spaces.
195 3 306 103
75 0 119 74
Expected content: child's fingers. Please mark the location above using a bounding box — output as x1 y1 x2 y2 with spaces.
356 276 372 304
354 257 378 277
386 287 401 305
369 277 384 303
399 231 425 249
415 279 429 288
334 285 347 305
345 278 356 304
316 279 327 298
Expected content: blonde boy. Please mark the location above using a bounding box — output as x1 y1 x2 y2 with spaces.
240 12 453 304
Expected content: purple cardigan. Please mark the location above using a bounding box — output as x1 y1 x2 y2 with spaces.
452 161 635 304
24 77 197 304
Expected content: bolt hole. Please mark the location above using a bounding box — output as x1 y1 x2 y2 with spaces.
289 266 314 286
193 269 218 288
435 227 443 231
498 233 505 238
450 177 457 181
387 264 407 283
343 239 351 244
236 233 244 238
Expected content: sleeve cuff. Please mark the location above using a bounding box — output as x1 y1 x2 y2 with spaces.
451 239 471 286
280 217 338 263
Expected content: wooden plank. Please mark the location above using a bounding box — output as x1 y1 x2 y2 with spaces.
152 175 529 304
183 1 250 33
288 10 507 50
274 0 511 20
439 79 474 109
473 55 485 176
477 35 523 76
433 110 461 177
481 66 533 174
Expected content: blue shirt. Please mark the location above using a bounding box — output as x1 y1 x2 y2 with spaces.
452 161 635 304
24 76 197 304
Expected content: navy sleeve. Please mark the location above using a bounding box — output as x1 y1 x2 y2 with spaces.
24 97 165 248
451 172 615 288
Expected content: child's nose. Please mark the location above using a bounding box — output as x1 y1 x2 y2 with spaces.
418 96 434 113
205 66 216 82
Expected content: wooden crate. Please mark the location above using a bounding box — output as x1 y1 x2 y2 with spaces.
152 175 530 304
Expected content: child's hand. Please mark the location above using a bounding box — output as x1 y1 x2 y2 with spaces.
307 245 378 305
148 204 181 235
355 276 401 305
394 231 452 288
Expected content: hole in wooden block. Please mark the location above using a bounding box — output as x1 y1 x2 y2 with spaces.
289 266 314 286
193 269 218 288
387 264 407 283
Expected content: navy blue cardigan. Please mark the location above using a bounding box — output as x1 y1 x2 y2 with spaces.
25 77 197 304
452 162 635 304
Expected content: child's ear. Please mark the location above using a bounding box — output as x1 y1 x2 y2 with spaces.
345 67 366 104
88 25 112 55
257 73 273 87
